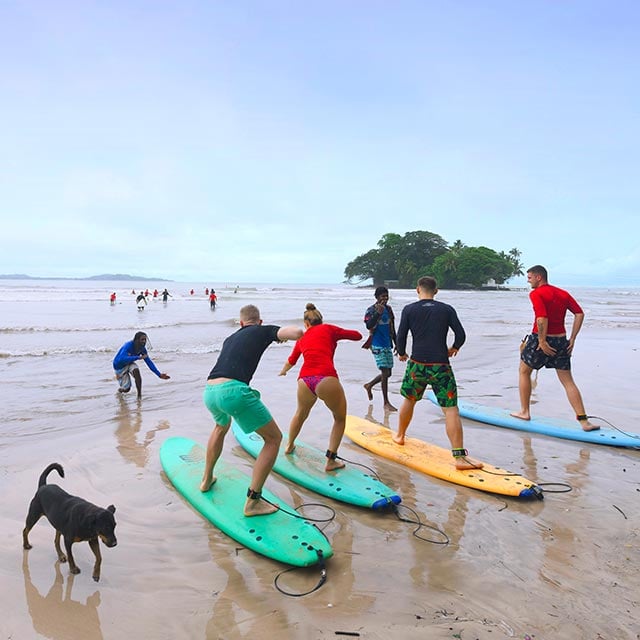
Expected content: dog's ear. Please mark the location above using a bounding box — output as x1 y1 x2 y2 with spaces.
107 505 116 514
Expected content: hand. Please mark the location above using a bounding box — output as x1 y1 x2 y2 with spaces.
398 354 408 362
279 370 287 376
159 373 170 380
448 347 459 358
537 340 556 356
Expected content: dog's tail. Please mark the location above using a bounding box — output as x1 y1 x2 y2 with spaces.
38 463 64 487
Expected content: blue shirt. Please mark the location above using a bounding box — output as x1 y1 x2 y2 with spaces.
112 340 162 377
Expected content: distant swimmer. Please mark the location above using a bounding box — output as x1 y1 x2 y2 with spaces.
112 331 170 399
279 303 362 472
136 293 147 311
110 292 116 305
510 265 598 431
161 289 172 303
209 290 217 309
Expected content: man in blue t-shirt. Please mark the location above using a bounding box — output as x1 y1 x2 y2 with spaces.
112 331 170 399
363 286 397 411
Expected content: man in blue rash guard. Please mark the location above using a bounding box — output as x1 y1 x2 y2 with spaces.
113 331 170 399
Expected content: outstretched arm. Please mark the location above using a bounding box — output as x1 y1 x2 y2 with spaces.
277 326 303 342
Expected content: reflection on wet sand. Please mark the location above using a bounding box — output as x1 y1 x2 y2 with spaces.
23 552 103 640
113 395 170 467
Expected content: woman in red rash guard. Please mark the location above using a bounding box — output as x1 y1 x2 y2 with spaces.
279 303 362 471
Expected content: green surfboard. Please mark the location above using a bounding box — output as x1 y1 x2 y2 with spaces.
232 423 402 510
160 437 333 567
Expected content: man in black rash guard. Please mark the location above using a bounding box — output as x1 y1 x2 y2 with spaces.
200 304 302 516
393 276 482 470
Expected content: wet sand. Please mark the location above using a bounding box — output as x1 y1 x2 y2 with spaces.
1 313 639 639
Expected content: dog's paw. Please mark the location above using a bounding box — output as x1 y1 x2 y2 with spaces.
92 574 100 582
70 566 80 575
23 543 33 550
58 554 67 563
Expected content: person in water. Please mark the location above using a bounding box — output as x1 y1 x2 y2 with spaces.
393 276 482 470
112 332 170 399
363 286 397 411
200 304 302 516
511 265 598 431
279 303 362 472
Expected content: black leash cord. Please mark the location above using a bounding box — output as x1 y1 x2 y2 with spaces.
258 496 337 524
392 504 450 545
335 454 382 481
536 482 572 493
274 549 327 597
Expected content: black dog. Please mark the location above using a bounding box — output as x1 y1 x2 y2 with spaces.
23 463 117 582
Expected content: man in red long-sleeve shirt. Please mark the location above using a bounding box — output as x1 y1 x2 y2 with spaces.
511 265 598 431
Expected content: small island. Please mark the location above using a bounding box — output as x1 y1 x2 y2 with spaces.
344 230 523 289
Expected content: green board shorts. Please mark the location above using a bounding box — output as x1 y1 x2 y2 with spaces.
203 380 273 434
400 360 458 407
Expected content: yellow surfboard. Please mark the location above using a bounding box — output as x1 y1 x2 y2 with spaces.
345 415 542 499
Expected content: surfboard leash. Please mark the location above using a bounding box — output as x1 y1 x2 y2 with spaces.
390 504 450 545
274 549 328 597
256 494 337 526
585 415 640 446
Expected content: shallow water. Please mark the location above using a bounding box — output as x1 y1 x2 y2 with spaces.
1 280 639 639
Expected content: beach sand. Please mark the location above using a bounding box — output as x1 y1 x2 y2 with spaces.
1 287 639 639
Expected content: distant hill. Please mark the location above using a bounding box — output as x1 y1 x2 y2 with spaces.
0 273 172 282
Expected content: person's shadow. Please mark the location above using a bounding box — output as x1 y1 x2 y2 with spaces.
113 395 170 468
22 551 104 640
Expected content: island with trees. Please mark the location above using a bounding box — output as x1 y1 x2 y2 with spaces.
344 230 523 289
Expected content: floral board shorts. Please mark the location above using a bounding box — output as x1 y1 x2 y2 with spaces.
400 360 458 407
521 334 571 371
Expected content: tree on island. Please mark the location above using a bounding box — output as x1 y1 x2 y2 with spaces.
344 231 523 288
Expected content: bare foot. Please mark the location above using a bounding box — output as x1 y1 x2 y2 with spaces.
364 383 373 401
510 411 530 421
384 403 397 412
455 457 484 470
244 498 278 517
579 421 600 432
285 443 296 454
200 476 217 492
392 433 405 445
325 459 345 472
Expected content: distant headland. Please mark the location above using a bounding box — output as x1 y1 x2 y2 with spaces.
0 273 172 282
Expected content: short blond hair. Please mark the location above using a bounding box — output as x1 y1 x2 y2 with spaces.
240 304 261 323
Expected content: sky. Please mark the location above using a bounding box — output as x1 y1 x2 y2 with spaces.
1 1 639 286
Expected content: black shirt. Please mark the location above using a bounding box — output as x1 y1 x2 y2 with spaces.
396 299 465 363
208 324 281 384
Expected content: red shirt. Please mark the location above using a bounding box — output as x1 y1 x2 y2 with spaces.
287 324 362 378
530 284 583 335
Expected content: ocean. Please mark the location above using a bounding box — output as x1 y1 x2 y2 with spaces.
1 279 639 639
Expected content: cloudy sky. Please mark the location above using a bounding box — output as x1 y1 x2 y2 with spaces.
2 1 638 286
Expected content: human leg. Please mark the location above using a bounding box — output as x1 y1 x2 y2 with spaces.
285 380 317 454
441 406 483 469
511 360 534 420
200 423 228 491
556 369 599 431
132 368 143 399
315 377 347 471
393 397 416 445
245 419 282 516
364 373 381 401
380 367 397 411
